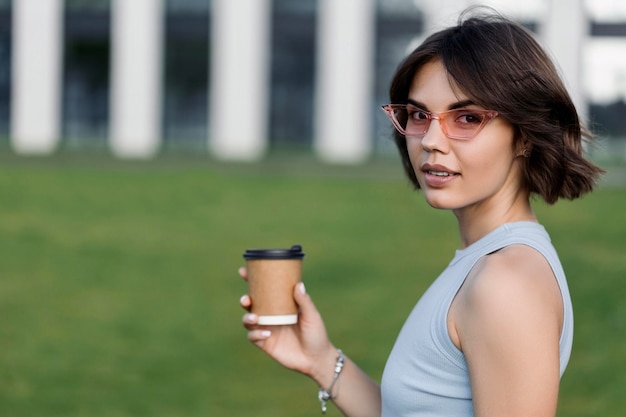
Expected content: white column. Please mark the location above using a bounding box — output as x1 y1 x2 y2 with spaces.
110 0 164 158
209 0 271 161
10 0 63 154
541 0 588 123
314 0 375 163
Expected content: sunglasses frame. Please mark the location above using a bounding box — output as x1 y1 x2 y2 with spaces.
381 104 499 140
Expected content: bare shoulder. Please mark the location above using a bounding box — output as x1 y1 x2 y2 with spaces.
450 244 564 349
462 244 561 309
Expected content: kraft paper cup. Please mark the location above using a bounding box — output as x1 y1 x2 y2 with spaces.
243 245 305 325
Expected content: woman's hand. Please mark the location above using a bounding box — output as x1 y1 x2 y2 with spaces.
238 267 337 384
239 267 383 416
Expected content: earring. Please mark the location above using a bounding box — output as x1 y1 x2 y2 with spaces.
522 148 530 158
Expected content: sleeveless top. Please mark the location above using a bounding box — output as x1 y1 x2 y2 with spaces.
381 222 573 417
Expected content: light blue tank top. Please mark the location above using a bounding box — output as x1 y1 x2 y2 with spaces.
381 222 573 417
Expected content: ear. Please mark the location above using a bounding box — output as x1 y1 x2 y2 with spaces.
515 137 532 158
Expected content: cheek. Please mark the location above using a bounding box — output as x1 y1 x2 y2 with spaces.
406 138 423 164
461 144 517 182
405 140 426 182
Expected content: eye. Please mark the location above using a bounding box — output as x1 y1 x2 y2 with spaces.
454 110 484 125
407 108 430 122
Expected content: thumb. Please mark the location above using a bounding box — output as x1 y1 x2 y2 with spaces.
293 282 318 318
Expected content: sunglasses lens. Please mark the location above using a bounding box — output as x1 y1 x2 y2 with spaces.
383 105 496 139
392 107 428 136
445 109 489 139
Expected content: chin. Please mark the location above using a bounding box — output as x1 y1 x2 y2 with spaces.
423 196 452 210
421 192 463 211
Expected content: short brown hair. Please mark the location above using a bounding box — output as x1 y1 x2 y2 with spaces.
388 9 604 204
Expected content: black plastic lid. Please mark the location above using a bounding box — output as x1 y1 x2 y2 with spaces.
243 245 305 260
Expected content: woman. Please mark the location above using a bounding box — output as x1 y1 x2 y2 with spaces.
238 9 604 417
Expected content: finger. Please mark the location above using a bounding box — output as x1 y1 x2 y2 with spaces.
242 313 258 330
293 282 319 319
247 329 272 346
240 294 252 310
238 267 248 281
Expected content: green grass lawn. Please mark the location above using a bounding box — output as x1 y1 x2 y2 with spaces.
0 154 624 416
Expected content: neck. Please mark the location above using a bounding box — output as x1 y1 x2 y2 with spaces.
453 191 536 248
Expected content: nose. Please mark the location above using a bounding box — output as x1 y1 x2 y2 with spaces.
420 117 450 153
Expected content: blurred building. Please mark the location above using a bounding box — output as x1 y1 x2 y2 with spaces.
0 0 625 162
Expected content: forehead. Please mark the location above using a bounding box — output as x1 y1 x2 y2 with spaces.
408 60 469 107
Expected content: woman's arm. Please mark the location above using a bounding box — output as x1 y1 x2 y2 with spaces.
450 245 564 417
309 347 382 417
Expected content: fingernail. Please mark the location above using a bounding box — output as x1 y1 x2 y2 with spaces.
239 294 248 304
260 330 271 338
298 282 306 295
245 313 257 323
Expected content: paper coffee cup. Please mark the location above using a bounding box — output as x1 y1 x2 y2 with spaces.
243 245 305 325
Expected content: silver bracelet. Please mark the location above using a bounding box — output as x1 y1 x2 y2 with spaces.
318 349 345 414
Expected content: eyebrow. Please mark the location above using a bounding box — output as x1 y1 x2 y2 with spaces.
406 99 477 111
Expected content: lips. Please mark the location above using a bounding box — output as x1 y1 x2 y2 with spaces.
420 163 459 187
421 163 458 176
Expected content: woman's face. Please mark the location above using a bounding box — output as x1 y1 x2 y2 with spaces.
406 60 523 214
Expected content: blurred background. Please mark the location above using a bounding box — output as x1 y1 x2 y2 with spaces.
1 0 626 162
0 0 624 416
